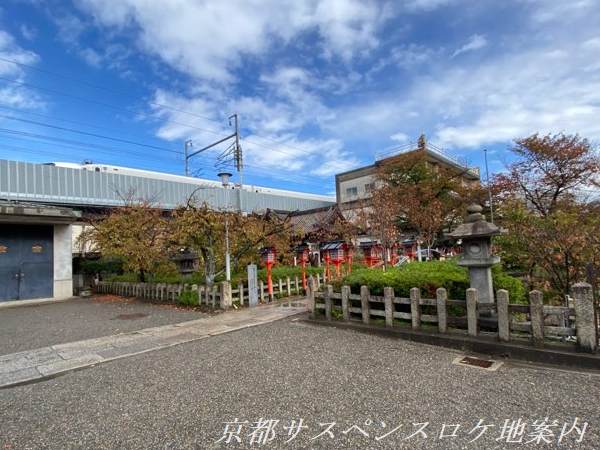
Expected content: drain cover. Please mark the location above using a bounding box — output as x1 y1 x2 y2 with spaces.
453 355 503 371
113 313 148 320
460 356 494 368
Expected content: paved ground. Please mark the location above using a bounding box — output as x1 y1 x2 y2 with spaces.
0 296 206 354
1 318 598 449
0 301 307 388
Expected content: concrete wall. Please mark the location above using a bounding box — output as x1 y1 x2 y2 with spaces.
338 174 377 203
53 224 73 299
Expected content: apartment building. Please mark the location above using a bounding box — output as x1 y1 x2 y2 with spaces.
335 135 480 212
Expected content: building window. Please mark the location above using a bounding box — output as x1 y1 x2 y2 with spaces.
345 187 358 198
364 182 375 193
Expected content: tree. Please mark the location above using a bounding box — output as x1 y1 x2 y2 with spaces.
493 133 600 297
361 149 484 260
170 203 226 285
493 133 599 217
171 203 294 284
83 201 173 282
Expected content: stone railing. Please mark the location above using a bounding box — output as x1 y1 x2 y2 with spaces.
307 279 598 353
95 273 317 309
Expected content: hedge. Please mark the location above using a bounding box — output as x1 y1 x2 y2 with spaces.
106 265 325 286
338 260 526 304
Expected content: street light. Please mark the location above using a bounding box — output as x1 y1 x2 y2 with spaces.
218 172 233 282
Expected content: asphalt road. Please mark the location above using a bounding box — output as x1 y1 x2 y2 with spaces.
0 297 206 354
1 318 598 449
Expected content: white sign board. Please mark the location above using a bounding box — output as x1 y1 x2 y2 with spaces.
247 264 258 307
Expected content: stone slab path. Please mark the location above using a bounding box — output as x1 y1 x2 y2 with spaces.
0 300 307 389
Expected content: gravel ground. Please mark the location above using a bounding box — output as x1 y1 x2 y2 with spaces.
0 296 206 354
0 318 598 449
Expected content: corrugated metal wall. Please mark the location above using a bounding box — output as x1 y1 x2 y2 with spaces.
0 160 334 212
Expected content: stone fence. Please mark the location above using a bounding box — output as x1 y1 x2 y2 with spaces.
95 273 323 309
308 279 598 353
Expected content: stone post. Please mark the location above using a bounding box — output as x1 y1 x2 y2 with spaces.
573 282 598 353
238 281 244 306
529 290 544 348
307 276 315 318
466 288 478 337
410 287 421 330
436 288 448 333
341 285 350 321
325 285 333 321
496 289 510 342
259 280 265 303
286 276 292 297
360 285 370 324
220 281 232 309
384 287 394 327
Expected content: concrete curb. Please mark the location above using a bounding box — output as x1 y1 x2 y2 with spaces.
0 296 81 310
305 318 600 371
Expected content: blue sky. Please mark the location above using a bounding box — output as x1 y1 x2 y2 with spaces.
1 0 599 195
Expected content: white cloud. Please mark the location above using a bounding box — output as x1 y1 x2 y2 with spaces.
328 1 600 156
403 0 457 11
528 0 595 24
0 30 43 109
390 132 409 143
19 24 37 41
75 0 392 82
79 47 102 67
451 34 487 57
430 41 600 148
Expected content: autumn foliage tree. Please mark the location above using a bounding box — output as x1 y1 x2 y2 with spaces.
493 133 600 297
360 149 484 259
171 203 294 284
83 201 173 282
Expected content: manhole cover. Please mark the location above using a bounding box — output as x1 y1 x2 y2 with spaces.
113 313 148 320
453 355 503 371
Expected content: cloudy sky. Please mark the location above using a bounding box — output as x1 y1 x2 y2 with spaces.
1 0 599 194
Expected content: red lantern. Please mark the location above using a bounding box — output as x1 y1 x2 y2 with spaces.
320 241 349 279
260 247 277 298
295 244 310 290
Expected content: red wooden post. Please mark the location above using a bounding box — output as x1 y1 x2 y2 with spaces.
267 261 273 297
301 257 307 290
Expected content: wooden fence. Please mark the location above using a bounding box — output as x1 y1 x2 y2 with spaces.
308 280 598 352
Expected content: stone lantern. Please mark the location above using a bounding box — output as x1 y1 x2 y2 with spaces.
448 204 503 304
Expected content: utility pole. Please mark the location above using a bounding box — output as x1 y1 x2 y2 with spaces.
218 172 233 282
484 148 494 223
184 139 193 176
229 114 243 213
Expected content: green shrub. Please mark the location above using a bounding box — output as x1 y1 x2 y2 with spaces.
105 273 139 282
177 290 199 306
80 257 124 275
339 260 526 303
222 265 324 284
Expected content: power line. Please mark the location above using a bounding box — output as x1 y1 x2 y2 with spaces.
0 128 328 189
0 76 230 139
0 56 227 125
0 104 179 147
0 74 314 160
0 114 183 154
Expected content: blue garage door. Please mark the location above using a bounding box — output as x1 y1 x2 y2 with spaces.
0 224 53 301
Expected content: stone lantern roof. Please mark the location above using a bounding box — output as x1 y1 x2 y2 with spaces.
448 204 503 240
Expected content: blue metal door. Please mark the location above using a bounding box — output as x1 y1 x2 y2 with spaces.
0 225 53 301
